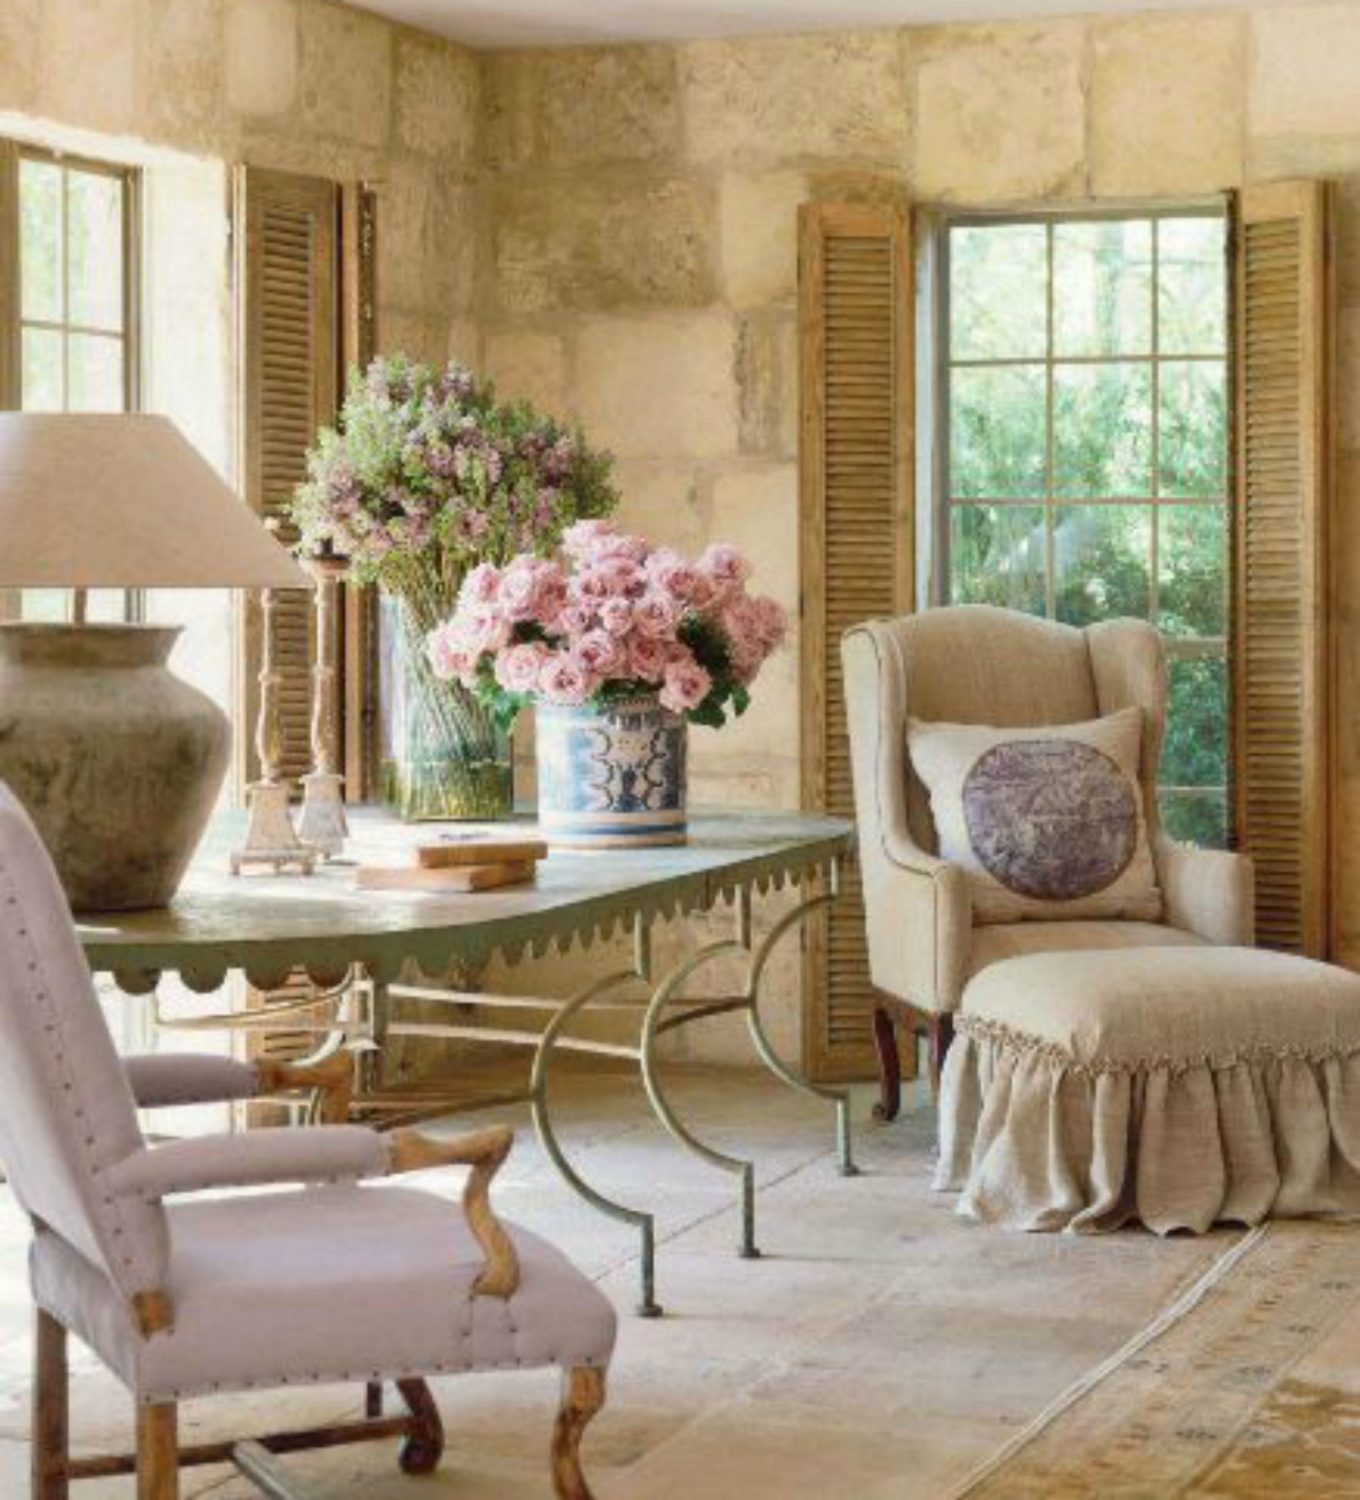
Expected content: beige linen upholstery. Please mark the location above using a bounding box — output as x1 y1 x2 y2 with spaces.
967 920 1204 980
0 783 615 1415
937 947 1360 1233
841 605 1254 1014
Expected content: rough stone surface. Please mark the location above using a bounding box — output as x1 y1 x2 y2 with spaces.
737 312 798 462
719 171 807 309
297 0 393 149
40 0 141 133
395 32 479 163
1090 14 1246 196
1250 5 1360 147
144 0 225 152
224 0 299 119
681 32 906 167
483 328 571 416
912 22 1087 201
0 0 41 112
484 45 682 165
574 313 739 460
491 172 717 315
610 460 709 552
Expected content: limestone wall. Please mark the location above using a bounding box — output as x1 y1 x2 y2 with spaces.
0 0 481 362
474 5 1360 978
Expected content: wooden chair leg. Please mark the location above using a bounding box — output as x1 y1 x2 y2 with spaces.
871 1004 902 1121
136 1403 179 1500
395 1377 444 1475
33 1309 69 1500
551 1365 606 1500
364 1380 383 1419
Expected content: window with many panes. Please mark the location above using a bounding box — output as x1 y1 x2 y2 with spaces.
2 143 140 622
937 208 1229 846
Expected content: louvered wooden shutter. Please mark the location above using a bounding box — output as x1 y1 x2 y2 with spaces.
234 166 339 787
799 201 915 1081
339 182 380 800
1233 180 1335 957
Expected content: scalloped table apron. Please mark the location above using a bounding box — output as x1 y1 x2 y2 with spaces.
77 808 857 1317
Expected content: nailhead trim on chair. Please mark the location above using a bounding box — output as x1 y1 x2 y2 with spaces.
0 863 164 1296
137 1349 606 1404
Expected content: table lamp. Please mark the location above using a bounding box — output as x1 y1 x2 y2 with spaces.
0 413 310 912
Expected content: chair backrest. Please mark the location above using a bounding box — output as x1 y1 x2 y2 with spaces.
0 783 167 1298
843 604 1167 855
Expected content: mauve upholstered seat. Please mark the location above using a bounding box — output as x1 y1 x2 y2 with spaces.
32 1185 617 1403
0 780 616 1498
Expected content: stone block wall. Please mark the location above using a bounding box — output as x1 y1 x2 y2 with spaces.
0 0 481 362
473 4 1360 1008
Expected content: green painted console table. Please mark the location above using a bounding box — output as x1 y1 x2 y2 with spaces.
77 809 857 1316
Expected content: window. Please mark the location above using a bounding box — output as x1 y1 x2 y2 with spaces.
1 142 141 622
937 208 1230 846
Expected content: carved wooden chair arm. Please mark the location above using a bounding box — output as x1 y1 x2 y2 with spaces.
386 1125 521 1299
255 1052 354 1124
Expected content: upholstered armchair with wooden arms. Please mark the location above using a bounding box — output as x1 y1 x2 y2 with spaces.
0 784 615 1500
841 605 1255 1115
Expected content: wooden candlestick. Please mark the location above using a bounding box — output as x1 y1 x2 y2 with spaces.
231 587 317 876
298 556 349 858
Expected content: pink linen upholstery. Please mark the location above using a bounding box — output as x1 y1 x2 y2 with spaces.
0 784 169 1300
123 1054 261 1108
108 1127 392 1199
31 1187 617 1403
0 780 616 1411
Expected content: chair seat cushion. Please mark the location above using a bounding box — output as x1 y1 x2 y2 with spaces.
967 920 1204 981
937 947 1360 1235
31 1183 616 1403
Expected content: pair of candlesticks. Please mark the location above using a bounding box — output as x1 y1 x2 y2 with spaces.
230 556 349 877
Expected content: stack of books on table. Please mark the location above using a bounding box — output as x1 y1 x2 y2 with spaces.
351 833 548 893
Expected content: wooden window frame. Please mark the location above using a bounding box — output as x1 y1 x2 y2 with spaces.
0 139 143 622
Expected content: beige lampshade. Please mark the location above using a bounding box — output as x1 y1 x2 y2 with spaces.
0 413 309 589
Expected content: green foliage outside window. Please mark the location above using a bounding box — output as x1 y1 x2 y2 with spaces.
945 213 1230 847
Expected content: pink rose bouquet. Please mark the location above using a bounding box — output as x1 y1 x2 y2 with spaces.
425 521 787 728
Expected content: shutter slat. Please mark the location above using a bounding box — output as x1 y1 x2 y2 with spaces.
1233 180 1333 959
235 165 341 1086
800 199 914 1083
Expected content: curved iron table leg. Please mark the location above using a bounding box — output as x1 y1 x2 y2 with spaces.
640 941 762 1259
529 968 662 1316
741 884 859 1178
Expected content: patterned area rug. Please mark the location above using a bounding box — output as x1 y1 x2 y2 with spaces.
954 1221 1360 1499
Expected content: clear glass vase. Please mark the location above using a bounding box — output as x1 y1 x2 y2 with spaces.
379 594 514 823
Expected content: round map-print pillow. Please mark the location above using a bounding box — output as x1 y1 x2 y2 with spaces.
961 739 1139 902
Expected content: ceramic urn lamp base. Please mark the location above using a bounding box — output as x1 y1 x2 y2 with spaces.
0 622 229 913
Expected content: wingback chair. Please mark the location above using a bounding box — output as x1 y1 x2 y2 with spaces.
0 783 616 1500
841 605 1255 1117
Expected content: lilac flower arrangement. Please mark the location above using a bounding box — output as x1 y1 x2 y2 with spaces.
425 520 788 730
291 355 618 591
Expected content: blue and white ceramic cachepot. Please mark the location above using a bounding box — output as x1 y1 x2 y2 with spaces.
536 694 688 847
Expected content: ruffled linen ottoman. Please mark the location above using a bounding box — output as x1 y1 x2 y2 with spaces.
935 945 1360 1233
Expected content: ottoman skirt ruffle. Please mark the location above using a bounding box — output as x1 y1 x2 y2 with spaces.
934 946 1360 1233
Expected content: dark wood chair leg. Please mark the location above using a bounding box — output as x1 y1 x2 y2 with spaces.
928 1013 955 1100
136 1403 179 1500
872 1004 902 1121
551 1365 606 1500
33 1309 69 1500
364 1380 383 1419
395 1377 444 1476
